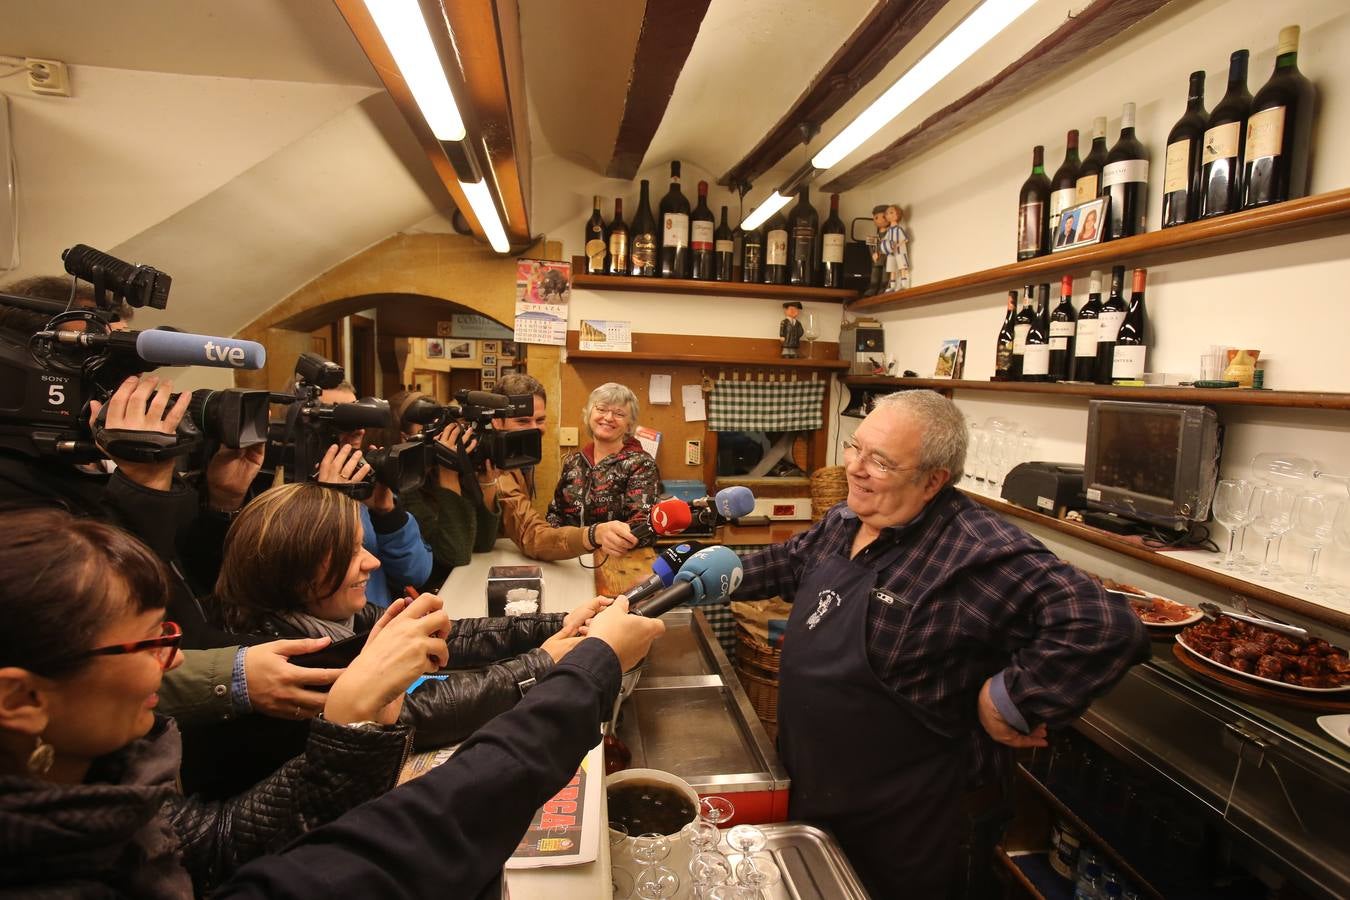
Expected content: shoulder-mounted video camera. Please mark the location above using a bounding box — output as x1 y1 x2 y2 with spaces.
397 389 542 473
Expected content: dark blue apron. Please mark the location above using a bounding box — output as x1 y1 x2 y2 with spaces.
778 540 965 899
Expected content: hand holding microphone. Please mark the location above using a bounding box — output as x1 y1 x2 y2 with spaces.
617 540 706 606
629 497 694 544
630 546 744 619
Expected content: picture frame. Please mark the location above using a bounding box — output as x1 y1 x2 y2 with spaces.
1052 196 1109 252
448 340 474 360
482 354 497 367
500 339 518 359
481 366 498 380
933 339 967 379
425 338 445 359
481 378 497 390
482 340 500 354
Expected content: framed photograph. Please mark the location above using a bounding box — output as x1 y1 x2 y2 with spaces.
425 338 445 359
482 340 500 354
500 339 518 358
481 366 498 380
482 354 498 367
1052 196 1109 252
448 340 474 360
481 378 497 390
933 339 967 379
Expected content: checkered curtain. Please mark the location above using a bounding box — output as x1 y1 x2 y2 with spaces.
707 378 826 432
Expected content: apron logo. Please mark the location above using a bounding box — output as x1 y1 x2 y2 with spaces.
806 589 843 630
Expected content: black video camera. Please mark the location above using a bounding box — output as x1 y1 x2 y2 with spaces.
396 389 542 473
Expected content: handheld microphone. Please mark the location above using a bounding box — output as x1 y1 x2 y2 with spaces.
134 329 267 369
630 546 743 619
629 497 693 543
617 540 707 605
689 486 756 528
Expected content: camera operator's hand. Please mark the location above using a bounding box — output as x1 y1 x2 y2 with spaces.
317 443 372 485
433 424 478 495
88 375 192 492
593 521 639 557
356 444 396 514
244 638 345 719
206 444 265 512
584 596 665 673
325 594 451 726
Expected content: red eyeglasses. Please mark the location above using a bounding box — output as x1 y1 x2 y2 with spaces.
71 621 183 671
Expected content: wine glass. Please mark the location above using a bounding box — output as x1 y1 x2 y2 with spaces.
682 819 722 855
612 866 636 899
726 824 767 856
1212 479 1254 569
634 864 680 900
706 886 760 900
1248 485 1295 579
1291 493 1340 594
631 833 672 866
689 851 733 897
802 313 819 359
1250 452 1323 486
1333 502 1350 595
699 796 735 828
734 852 781 891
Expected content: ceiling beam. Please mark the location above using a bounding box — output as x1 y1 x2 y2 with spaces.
719 0 950 192
605 0 714 180
821 0 1178 193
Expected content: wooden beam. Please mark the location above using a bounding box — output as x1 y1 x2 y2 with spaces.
822 0 1178 193
605 0 714 180
719 0 949 191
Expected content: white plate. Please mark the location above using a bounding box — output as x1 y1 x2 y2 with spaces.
1175 634 1350 694
1138 602 1203 628
1316 715 1350 749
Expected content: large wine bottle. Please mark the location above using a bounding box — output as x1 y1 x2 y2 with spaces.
1112 268 1148 382
995 290 1017 381
1094 266 1128 385
731 223 745 281
714 206 735 281
1161 71 1209 228
659 161 690 278
820 193 846 288
689 181 715 280
1010 285 1036 381
606 198 628 276
1072 270 1104 382
1048 275 1076 382
628 180 658 277
1049 130 1081 241
1243 26 1317 209
1022 284 1051 383
584 195 607 274
1102 103 1149 239
1076 116 1108 203
742 226 764 283
788 187 819 286
763 208 789 285
1017 146 1051 260
1199 50 1252 219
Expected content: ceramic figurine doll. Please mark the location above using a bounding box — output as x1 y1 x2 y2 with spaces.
780 301 804 358
880 204 910 292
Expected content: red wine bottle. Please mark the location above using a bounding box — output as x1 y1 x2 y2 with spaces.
606 198 628 276
1161 71 1208 228
584 195 607 274
1017 146 1051 260
1094 265 1128 384
1022 284 1051 383
659 161 690 278
628 180 658 277
741 226 763 283
1102 103 1149 239
1049 130 1081 241
1010 285 1036 381
689 181 715 280
1243 26 1317 209
995 290 1017 381
820 194 846 288
714 206 734 281
763 208 789 285
1072 270 1103 382
787 187 819 286
1112 268 1148 382
1048 275 1076 382
1076 116 1108 203
1199 50 1252 218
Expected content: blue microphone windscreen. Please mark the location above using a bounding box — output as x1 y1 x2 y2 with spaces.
673 545 743 603
651 555 678 585
135 329 267 370
715 485 756 518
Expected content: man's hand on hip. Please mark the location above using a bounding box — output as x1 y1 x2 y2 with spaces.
977 676 1048 749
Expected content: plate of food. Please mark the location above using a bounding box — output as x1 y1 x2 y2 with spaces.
1101 579 1202 628
1176 618 1350 693
1317 715 1350 749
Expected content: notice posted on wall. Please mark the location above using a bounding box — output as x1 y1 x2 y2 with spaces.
578 319 632 352
514 259 570 346
505 743 603 868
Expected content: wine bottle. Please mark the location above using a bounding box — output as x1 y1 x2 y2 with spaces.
742 226 764 283
628 180 658 277
763 208 789 285
1112 268 1148 382
1199 50 1252 219
1076 116 1109 203
995 290 1017 381
731 223 745 281
1017 146 1051 260
1010 285 1036 381
788 187 819 286
1072 270 1103 382
1094 265 1128 384
1102 103 1149 239
1243 25 1317 209
659 161 690 278
1049 274 1076 382
820 193 846 288
714 206 735 281
1161 71 1209 228
1022 284 1051 383
606 198 628 276
689 181 715 280
584 195 607 274
1049 130 1081 240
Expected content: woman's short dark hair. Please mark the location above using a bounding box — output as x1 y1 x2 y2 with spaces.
214 483 362 632
0 508 170 677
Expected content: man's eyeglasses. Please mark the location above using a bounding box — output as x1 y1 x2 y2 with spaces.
842 438 919 479
62 621 183 671
592 405 630 421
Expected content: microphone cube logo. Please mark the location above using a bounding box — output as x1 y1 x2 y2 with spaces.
203 341 247 366
652 505 673 531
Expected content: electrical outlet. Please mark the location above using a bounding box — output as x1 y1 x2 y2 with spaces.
685 439 702 465
27 59 71 97
559 426 579 447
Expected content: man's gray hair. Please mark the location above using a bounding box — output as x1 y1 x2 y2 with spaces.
583 382 639 438
872 390 966 484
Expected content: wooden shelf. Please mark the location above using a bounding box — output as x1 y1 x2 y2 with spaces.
842 376 1350 410
848 187 1350 313
565 330 849 370
566 348 848 369
964 489 1350 633
570 256 858 303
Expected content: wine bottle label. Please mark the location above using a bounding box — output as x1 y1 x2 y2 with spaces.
630 234 656 272
715 239 734 253
1074 318 1098 355
1201 121 1240 165
1245 107 1286 160
1023 345 1050 376
1049 321 1075 350
766 229 788 265
1097 310 1125 342
1075 174 1099 203
662 213 689 248
1112 344 1146 378
1017 201 1044 253
585 235 605 272
691 220 714 249
822 233 845 263
1013 324 1031 354
1101 159 1148 187
608 233 627 262
743 243 762 275
1163 139 1192 193
1049 188 1076 222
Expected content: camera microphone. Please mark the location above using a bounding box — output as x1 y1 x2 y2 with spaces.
61 244 171 310
43 328 267 370
460 390 510 409
629 546 743 619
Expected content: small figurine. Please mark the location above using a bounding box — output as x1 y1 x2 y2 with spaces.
780 301 804 358
863 204 887 296
880 204 910 293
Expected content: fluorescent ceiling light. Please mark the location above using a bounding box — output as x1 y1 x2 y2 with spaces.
460 178 510 253
364 0 466 142
740 192 793 231
812 0 1038 170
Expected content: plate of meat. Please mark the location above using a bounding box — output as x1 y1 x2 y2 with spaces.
1101 579 1202 627
1176 617 1350 693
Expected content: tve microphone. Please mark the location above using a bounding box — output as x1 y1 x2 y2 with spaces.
134 329 267 369
617 540 706 606
629 497 694 543
713 485 756 519
630 546 743 619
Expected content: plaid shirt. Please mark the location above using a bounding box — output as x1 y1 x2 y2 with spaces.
736 487 1149 784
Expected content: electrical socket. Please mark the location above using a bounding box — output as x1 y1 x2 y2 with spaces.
27 59 71 97
559 426 579 447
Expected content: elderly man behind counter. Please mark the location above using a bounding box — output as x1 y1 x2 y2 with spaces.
732 390 1148 898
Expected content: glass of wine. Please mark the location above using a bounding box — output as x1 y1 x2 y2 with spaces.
1247 485 1296 579
802 312 819 359
1212 479 1254 569
1291 492 1340 594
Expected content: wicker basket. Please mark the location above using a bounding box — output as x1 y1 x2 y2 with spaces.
735 665 779 734
735 627 782 677
810 465 848 521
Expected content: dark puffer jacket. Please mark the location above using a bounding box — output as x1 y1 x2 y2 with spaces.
545 437 659 544
0 715 409 898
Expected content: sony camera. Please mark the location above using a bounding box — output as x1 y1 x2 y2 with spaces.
397 389 542 473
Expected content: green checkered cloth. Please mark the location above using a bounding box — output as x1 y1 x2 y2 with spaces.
707 378 826 432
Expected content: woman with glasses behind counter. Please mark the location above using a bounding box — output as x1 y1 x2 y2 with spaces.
547 382 660 548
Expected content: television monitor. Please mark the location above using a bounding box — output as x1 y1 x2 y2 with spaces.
1083 400 1220 531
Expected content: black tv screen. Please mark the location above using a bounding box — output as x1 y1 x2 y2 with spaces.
1094 406 1182 504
